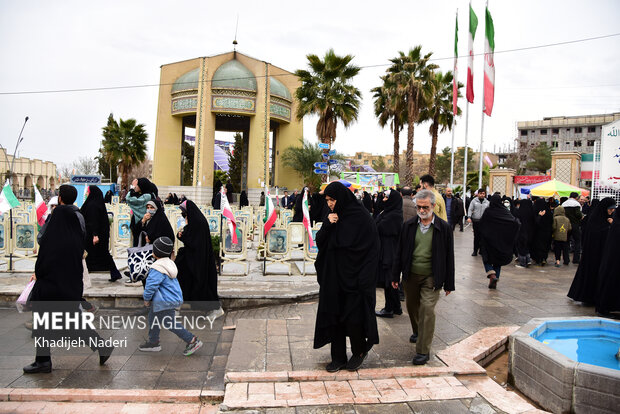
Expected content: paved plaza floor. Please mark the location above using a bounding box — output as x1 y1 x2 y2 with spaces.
0 229 597 412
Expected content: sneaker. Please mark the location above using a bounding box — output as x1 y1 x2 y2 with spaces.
346 352 368 371
138 341 161 352
183 336 203 356
488 275 498 289
125 280 143 287
207 307 225 320
325 360 347 372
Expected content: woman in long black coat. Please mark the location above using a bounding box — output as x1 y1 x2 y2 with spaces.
176 200 221 314
531 198 553 265
480 194 520 289
568 197 616 305
375 190 403 317
596 207 619 317
81 186 122 281
512 199 535 267
239 191 249 208
314 182 380 372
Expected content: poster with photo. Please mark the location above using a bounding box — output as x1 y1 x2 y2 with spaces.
224 228 243 253
267 229 288 255
15 224 35 249
207 216 219 233
0 225 5 250
118 219 131 239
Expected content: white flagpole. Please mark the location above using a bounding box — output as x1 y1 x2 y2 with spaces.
478 0 489 190
450 8 458 188
463 102 470 195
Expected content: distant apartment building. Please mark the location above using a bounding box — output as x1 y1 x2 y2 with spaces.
516 112 620 187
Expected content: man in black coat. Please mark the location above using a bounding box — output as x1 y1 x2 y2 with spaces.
281 191 291 209
392 189 455 366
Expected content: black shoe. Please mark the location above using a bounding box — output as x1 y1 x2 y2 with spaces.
109 275 122 282
99 345 115 365
23 361 52 374
412 353 429 365
488 276 498 289
375 309 394 318
409 333 418 343
393 308 403 316
346 352 368 371
326 360 347 372
123 270 131 278
399 293 405 302
471 252 478 256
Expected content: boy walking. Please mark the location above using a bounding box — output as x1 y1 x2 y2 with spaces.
552 206 572 267
139 237 203 356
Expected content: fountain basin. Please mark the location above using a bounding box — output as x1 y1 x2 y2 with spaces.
509 317 620 414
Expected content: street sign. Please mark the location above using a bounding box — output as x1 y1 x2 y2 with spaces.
313 169 328 174
322 153 330 160
318 143 330 149
328 149 336 156
328 159 338 165
313 162 328 169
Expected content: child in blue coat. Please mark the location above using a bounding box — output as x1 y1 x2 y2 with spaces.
139 237 203 355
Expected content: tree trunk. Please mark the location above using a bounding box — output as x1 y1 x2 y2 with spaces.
392 118 400 174
404 90 415 187
121 164 128 191
428 117 439 177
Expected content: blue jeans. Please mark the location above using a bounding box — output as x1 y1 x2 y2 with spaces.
148 308 194 344
484 262 501 279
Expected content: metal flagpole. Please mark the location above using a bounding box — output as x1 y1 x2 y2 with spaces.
449 120 456 187
463 102 470 197
450 8 458 188
478 110 485 189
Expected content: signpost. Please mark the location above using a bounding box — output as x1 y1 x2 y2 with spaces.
314 144 337 181
328 149 336 156
313 162 328 170
328 159 338 165
318 143 330 149
314 169 328 174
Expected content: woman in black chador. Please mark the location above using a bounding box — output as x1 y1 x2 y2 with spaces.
531 198 553 265
596 207 619 317
239 191 249 208
512 199 535 267
136 200 174 244
374 189 403 317
81 186 122 281
175 200 223 317
314 182 380 372
568 197 616 305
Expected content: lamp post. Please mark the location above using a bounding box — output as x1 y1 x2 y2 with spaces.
6 116 29 271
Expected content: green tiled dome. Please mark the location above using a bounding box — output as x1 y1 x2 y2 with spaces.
212 60 257 92
269 76 292 100
171 68 200 93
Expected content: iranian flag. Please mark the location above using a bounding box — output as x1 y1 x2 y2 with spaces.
263 188 277 237
220 187 238 244
0 180 20 215
466 3 478 104
34 186 48 226
302 188 314 248
453 11 459 115
483 5 495 116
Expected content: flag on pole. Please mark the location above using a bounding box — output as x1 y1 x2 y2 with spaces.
0 180 20 215
302 188 314 248
453 10 459 115
466 3 478 103
220 187 238 244
484 155 494 167
275 187 279 208
483 5 495 116
34 186 48 226
263 188 277 237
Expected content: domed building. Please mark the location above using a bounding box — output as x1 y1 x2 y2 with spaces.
153 51 303 204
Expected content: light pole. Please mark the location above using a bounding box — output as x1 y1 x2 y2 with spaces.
6 116 29 270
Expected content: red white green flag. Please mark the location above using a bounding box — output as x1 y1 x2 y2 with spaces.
302 188 314 248
220 187 237 244
34 186 48 226
453 11 459 115
483 5 495 116
466 3 478 104
263 188 277 237
0 180 20 215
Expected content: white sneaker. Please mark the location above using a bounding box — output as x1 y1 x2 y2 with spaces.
207 307 225 320
124 280 142 287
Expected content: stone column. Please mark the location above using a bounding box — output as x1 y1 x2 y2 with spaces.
551 151 581 186
489 168 516 197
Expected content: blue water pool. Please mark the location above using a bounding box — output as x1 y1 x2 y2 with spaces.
530 319 620 370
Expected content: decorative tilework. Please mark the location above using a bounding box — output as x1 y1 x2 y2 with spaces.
492 176 506 195
270 102 291 122
171 96 198 114
211 96 256 114
556 159 572 183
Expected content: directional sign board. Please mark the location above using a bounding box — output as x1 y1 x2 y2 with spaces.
318 143 330 149
328 149 336 156
328 159 338 165
322 153 330 160
313 169 328 174
313 162 328 169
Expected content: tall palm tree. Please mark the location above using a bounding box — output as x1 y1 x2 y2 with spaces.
419 71 463 176
388 47 438 186
371 75 406 174
101 114 148 189
295 49 362 148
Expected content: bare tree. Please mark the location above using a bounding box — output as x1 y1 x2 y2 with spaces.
130 158 152 181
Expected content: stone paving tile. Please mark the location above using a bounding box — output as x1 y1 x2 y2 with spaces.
0 401 206 413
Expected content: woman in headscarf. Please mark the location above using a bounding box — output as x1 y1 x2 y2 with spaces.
374 189 403 317
173 193 180 205
212 180 223 208
225 183 234 203
568 197 616 305
136 200 174 244
292 186 307 223
104 190 113 204
362 191 373 214
25 205 112 374
531 198 553 265
314 182 380 372
81 186 122 282
175 200 223 318
239 191 249 208
165 193 174 204
479 194 520 289
126 177 157 247
310 191 329 226
595 207 619 317
512 198 535 267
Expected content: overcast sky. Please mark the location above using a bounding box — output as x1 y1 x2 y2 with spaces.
1 0 619 169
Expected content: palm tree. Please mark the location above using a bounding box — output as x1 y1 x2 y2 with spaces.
388 47 438 186
281 139 325 192
419 71 462 176
101 114 148 189
295 49 362 148
371 75 406 174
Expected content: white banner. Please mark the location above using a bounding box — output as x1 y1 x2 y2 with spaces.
600 119 620 189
